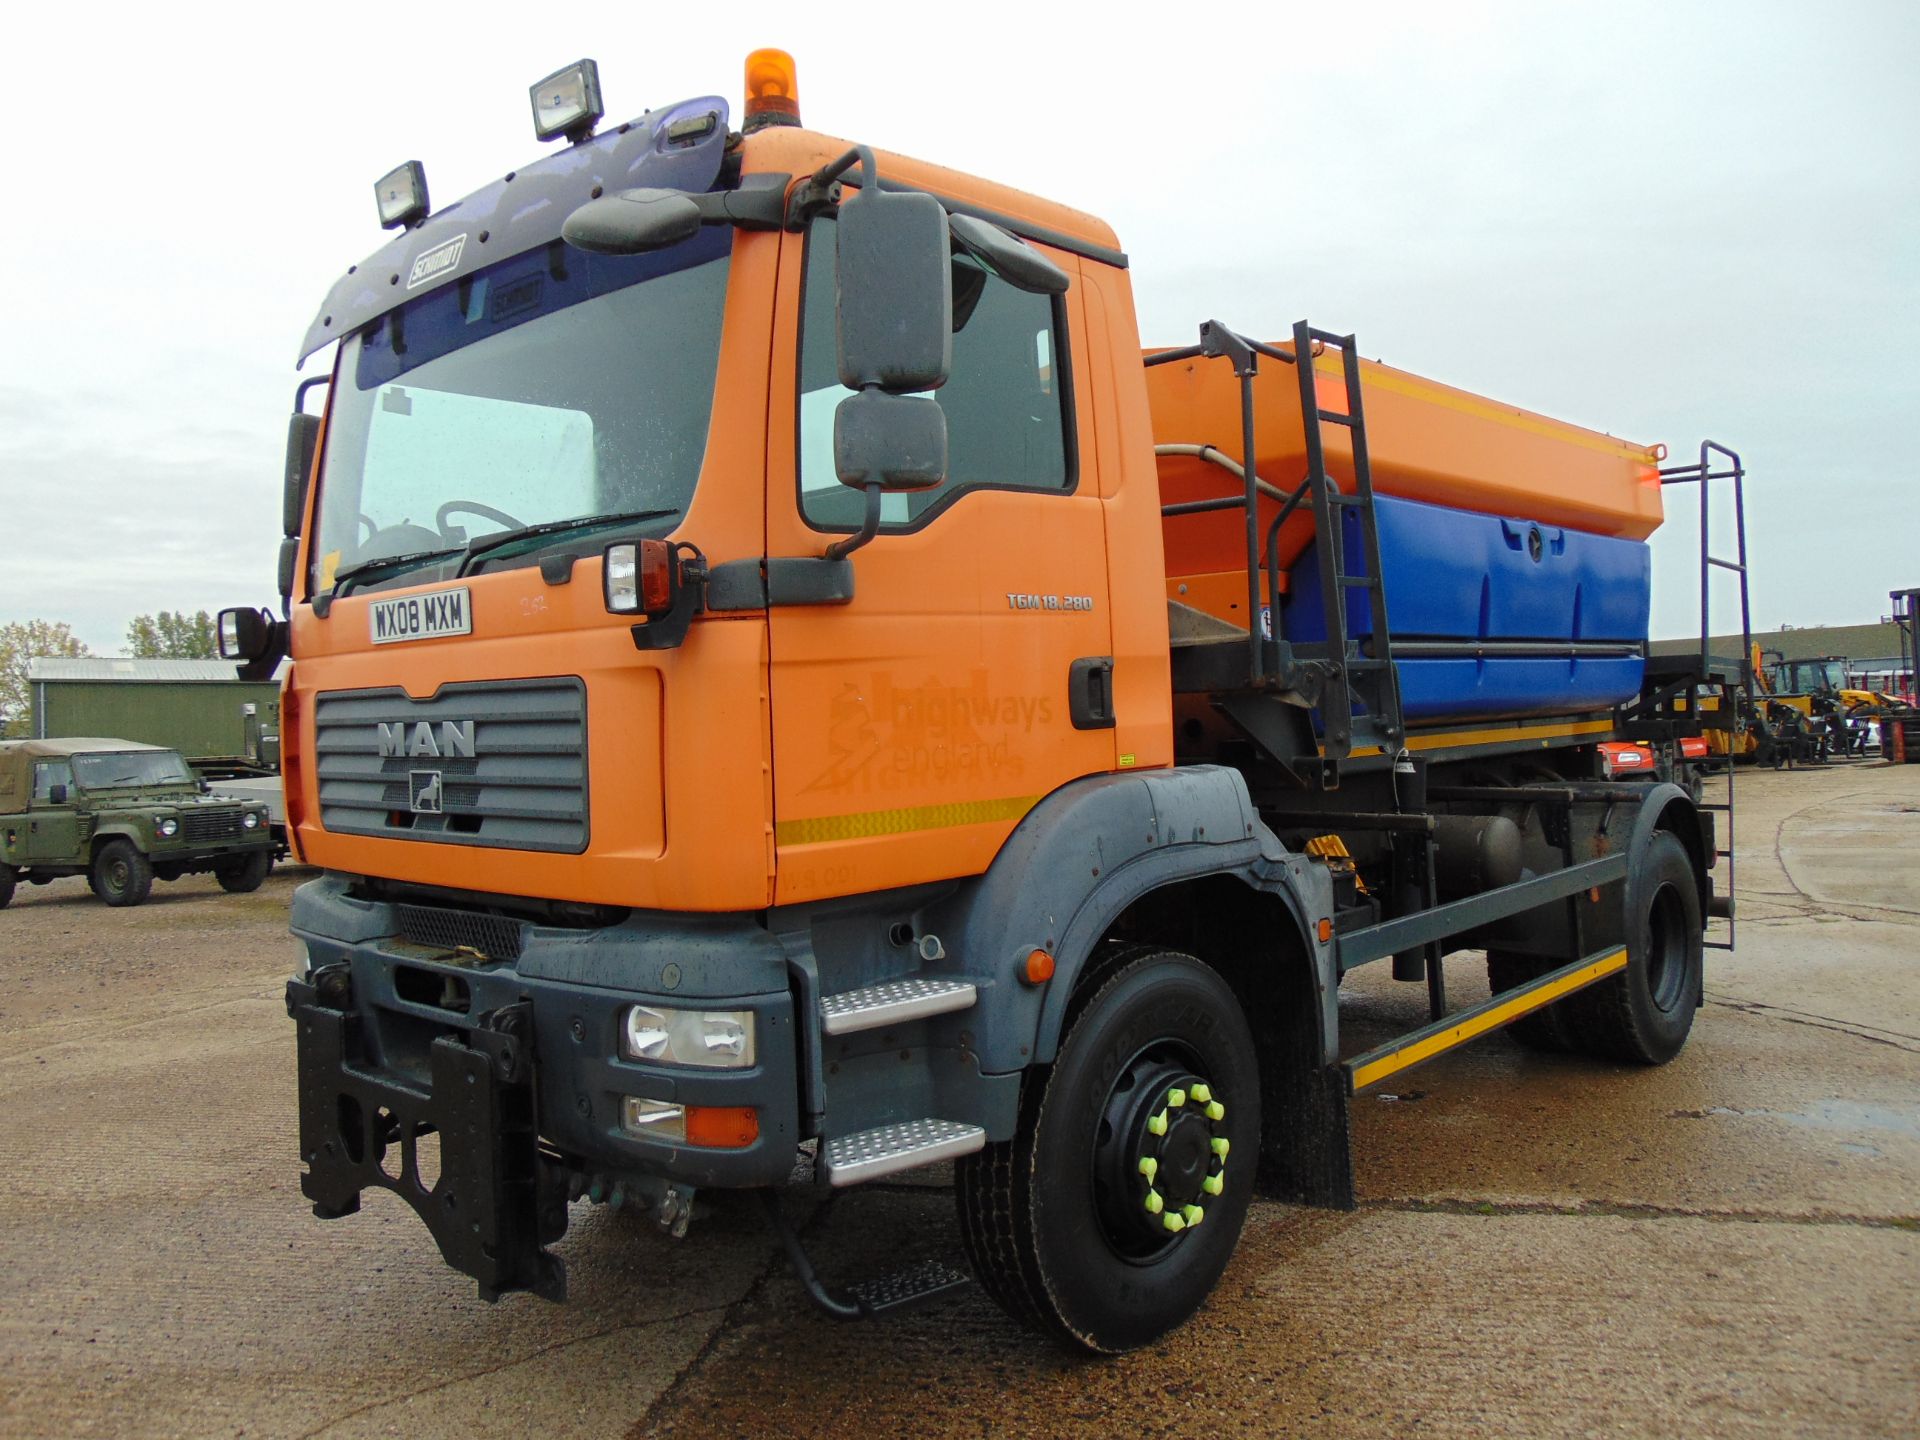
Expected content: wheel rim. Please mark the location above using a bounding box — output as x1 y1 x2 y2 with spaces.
1644 882 1688 1012
1091 1044 1231 1261
107 859 128 893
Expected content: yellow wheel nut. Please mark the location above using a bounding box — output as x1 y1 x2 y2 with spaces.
1210 1136 1231 1158
1163 1212 1187 1233
1202 1173 1224 1196
1147 1110 1169 1137
1144 1188 1164 1215
1189 1083 1212 1104
1138 1156 1158 1181
1205 1100 1226 1122
1167 1088 1187 1109
1181 1204 1204 1227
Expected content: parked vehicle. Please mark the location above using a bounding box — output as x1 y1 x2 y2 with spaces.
223 50 1747 1352
0 739 274 908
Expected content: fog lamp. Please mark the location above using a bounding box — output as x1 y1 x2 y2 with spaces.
622 1096 685 1141
622 1005 757 1068
531 59 604 144
375 160 430 230
157 818 179 838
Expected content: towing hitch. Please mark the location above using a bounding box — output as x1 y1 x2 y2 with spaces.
288 968 568 1302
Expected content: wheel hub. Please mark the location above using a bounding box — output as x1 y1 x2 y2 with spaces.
1093 1056 1230 1256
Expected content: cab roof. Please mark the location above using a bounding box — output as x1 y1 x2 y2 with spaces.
0 738 164 759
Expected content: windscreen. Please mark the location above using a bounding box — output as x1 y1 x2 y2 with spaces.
72 752 195 790
309 228 732 593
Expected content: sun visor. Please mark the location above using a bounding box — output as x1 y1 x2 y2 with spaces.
299 97 732 363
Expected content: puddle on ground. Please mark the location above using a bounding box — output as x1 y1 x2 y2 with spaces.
1668 1099 1920 1140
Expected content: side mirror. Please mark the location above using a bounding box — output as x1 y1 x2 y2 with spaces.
835 391 948 492
284 412 320 535
219 606 274 662
948 213 1070 296
563 188 702 254
835 187 953 392
48 784 67 805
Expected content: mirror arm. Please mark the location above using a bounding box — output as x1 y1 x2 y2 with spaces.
787 144 878 226
823 483 884 562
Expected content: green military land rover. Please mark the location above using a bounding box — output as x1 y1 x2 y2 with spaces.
0 738 275 908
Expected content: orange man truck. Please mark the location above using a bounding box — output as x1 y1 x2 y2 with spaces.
225 50 1752 1353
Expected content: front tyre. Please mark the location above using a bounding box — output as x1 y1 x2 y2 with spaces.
0 865 15 909
956 949 1261 1354
90 839 153 907
215 850 273 894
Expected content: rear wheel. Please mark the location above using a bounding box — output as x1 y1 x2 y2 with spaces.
1567 831 1702 1064
90 839 153 907
956 949 1261 1353
1486 950 1576 1052
215 850 273 894
0 865 15 909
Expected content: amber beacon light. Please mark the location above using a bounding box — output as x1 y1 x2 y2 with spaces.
743 48 801 130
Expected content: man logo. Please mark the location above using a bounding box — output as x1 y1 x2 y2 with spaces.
409 770 444 815
378 721 476 760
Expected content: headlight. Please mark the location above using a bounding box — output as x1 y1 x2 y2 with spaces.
157 818 179 838
622 1005 756 1068
242 812 261 830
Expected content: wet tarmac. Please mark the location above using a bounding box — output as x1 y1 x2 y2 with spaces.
1 764 1915 1437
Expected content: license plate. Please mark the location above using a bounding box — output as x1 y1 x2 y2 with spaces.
368 587 473 645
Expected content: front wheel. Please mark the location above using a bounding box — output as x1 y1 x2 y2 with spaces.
215 850 273 894
956 948 1261 1354
0 865 15 909
90 839 154 907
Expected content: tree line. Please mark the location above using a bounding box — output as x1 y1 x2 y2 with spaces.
0 613 222 738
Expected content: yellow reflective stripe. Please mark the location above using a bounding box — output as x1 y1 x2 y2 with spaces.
1342 717 1617 759
775 793 1040 847
1312 353 1660 466
1348 948 1628 1090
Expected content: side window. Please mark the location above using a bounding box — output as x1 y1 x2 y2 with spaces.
32 761 72 803
798 214 1073 530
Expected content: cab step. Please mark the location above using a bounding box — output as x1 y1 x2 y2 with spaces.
846 1258 974 1316
820 1118 986 1187
820 976 976 1036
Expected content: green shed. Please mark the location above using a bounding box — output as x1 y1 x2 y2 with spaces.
28 658 282 768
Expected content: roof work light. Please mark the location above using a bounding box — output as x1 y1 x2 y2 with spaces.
742 48 800 131
374 160 430 230
531 59 605 144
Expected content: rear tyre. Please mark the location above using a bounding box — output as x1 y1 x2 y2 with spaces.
1486 951 1576 1052
956 949 1261 1354
90 839 153 908
0 865 15 909
1567 831 1702 1065
215 850 273 894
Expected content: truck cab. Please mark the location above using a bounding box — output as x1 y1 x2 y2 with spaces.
0 738 274 907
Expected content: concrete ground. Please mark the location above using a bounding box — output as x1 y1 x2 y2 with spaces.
1 764 1915 1438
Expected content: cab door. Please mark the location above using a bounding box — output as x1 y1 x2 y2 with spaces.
26 761 82 864
764 219 1113 906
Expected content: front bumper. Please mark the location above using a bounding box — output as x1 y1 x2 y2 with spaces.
287 875 800 1300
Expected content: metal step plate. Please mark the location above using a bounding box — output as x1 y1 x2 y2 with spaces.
846 1258 974 1316
821 1118 986 1187
820 977 977 1037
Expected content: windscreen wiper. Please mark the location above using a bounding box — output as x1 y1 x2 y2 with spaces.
332 546 466 596
456 509 681 577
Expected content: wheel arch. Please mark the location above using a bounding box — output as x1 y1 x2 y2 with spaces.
930 766 1338 1074
1627 782 1709 909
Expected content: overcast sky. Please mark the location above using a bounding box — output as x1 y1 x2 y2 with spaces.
2 1 1914 653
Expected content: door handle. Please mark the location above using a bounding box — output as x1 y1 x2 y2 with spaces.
1069 656 1116 730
